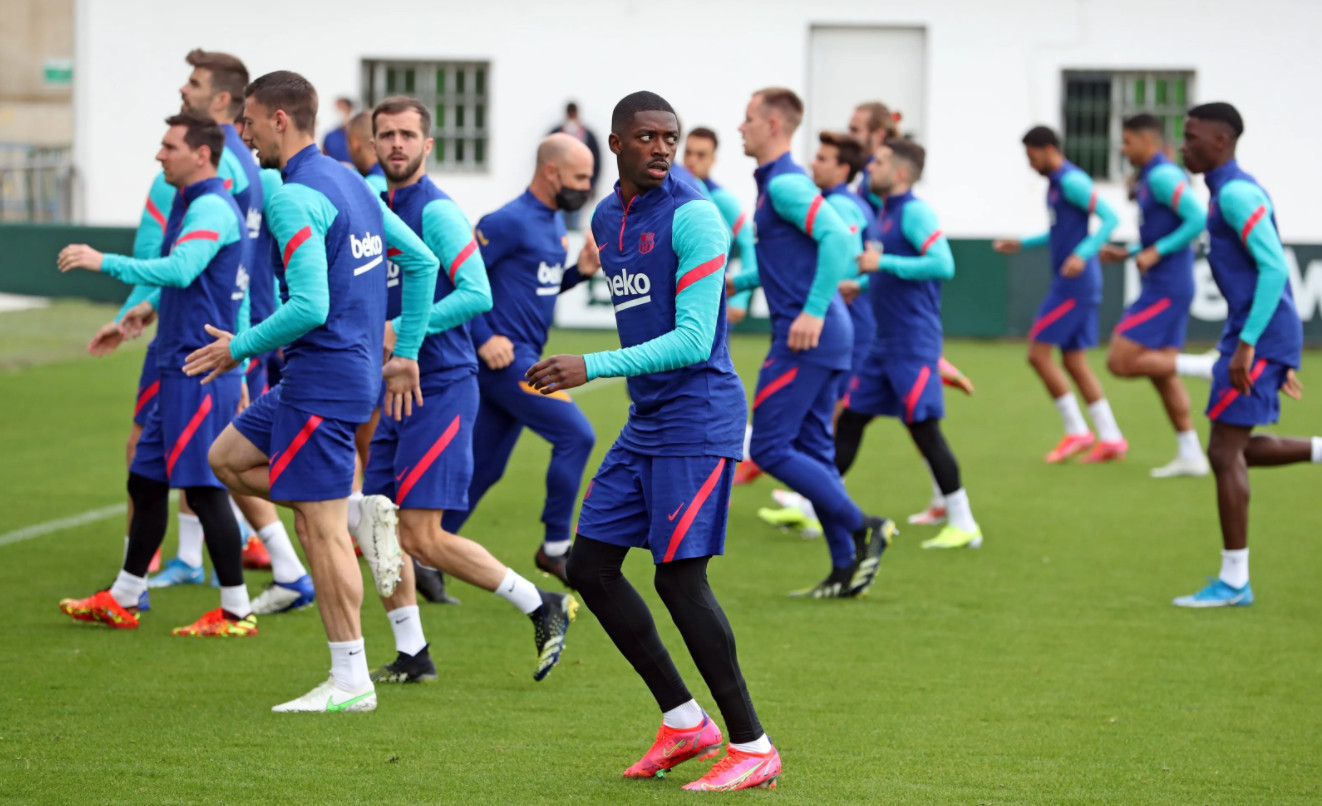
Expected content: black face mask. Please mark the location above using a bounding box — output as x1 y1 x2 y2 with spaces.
555 185 590 212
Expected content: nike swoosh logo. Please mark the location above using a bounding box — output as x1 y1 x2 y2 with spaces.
597 241 608 251
325 691 373 712
393 617 410 624
348 649 362 656
661 739 689 758
668 503 684 521
396 466 411 482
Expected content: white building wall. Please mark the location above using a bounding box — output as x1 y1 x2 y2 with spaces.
75 0 1322 242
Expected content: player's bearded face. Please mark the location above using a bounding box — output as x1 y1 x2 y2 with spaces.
374 111 431 183
869 148 894 195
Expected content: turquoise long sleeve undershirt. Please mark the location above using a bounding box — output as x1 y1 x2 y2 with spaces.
1021 231 1049 249
102 195 240 288
116 172 177 321
229 183 332 362
768 173 858 317
1059 171 1118 259
388 198 484 337
1219 180 1289 346
583 199 730 380
879 199 955 281
710 186 756 312
1148 163 1208 257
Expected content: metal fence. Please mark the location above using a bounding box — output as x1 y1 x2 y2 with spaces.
0 143 75 223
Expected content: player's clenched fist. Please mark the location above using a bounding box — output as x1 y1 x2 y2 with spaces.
526 354 587 394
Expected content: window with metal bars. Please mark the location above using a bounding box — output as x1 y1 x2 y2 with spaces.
361 59 490 173
1061 70 1194 182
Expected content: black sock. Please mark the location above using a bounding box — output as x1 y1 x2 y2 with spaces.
654 557 763 744
184 486 245 589
834 409 873 477
908 419 961 494
566 536 692 712
123 473 170 577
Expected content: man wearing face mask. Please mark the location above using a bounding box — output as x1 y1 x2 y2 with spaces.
438 134 602 586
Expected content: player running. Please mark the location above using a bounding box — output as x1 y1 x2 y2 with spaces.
526 90 780 791
993 126 1125 464
1170 102 1320 608
682 126 758 324
1098 113 1212 478
58 113 255 636
437 134 601 587
188 71 439 712
731 87 895 598
350 97 578 684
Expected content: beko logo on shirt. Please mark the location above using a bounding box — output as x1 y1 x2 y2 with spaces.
350 231 384 276
536 262 564 296
608 268 651 312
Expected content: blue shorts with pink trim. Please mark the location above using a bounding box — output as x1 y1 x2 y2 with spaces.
846 352 945 424
1112 288 1192 350
232 384 358 502
1206 354 1289 427
749 357 842 470
131 373 240 489
576 443 733 564
133 339 161 427
1030 290 1098 352
363 374 478 511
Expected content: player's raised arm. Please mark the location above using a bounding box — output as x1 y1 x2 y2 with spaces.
1145 163 1208 258
766 172 858 317
1059 170 1119 260
1220 181 1289 348
377 199 439 357
226 183 332 362
877 199 955 281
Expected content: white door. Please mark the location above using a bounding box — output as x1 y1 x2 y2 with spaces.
805 25 927 154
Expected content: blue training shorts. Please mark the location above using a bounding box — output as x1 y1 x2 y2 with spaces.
1112 288 1192 351
131 373 240 488
363 375 478 511
1030 290 1098 352
232 383 358 502
133 339 161 427
1206 355 1291 428
846 352 944 424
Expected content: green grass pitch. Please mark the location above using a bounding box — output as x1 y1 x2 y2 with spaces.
1 302 1319 804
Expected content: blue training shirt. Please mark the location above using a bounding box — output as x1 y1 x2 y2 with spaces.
1132 153 1204 299
870 189 954 363
1022 160 1118 305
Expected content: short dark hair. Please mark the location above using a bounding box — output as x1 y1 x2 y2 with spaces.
372 96 432 137
818 131 866 182
611 91 676 135
566 101 579 117
245 70 318 135
755 87 804 132
165 112 225 167
1022 125 1060 149
688 127 718 149
855 101 899 138
1122 112 1163 134
886 137 927 181
185 49 249 120
1188 102 1244 138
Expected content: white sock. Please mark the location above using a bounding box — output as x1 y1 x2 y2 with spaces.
742 423 753 462
495 567 544 614
1312 436 1322 464
347 491 365 532
229 496 252 538
1087 398 1123 443
944 489 977 533
259 520 306 583
110 569 147 608
176 513 204 568
1176 430 1203 461
1053 393 1089 436
542 540 571 558
1219 548 1249 589
220 584 251 619
1176 353 1216 380
329 638 370 691
926 462 944 508
730 734 773 754
661 699 705 730
387 605 427 656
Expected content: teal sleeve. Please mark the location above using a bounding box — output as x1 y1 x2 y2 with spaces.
730 266 760 293
583 200 729 380
1060 171 1118 259
1021 232 1049 249
1220 181 1289 346
378 200 440 359
857 274 870 291
1147 164 1208 256
388 199 485 340
825 195 868 281
711 188 757 309
217 148 251 197
102 195 239 287
768 173 859 318
879 200 955 281
366 172 389 196
728 289 753 311
230 184 334 361
130 173 174 260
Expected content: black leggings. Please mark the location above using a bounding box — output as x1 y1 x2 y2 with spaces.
123 474 245 587
834 410 962 494
566 536 763 743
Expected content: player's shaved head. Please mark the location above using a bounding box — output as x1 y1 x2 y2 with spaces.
611 91 676 136
348 111 374 141
537 132 591 169
886 137 926 182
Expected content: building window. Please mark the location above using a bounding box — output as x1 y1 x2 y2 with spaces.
362 59 489 173
1061 70 1194 182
